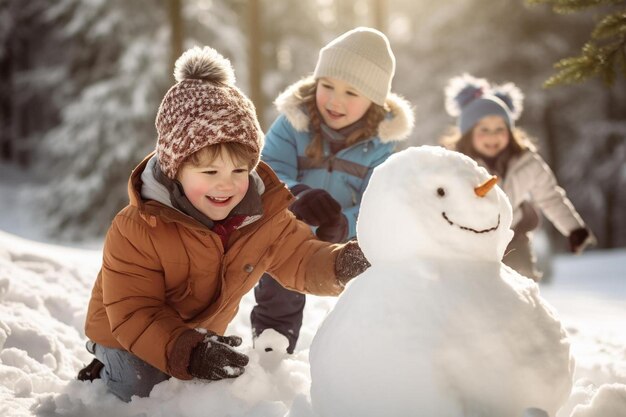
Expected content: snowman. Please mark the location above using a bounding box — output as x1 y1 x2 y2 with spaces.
309 146 573 417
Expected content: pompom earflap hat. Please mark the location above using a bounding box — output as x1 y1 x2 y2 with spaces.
155 46 264 179
445 73 524 135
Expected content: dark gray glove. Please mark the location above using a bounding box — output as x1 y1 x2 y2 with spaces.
335 240 371 285
188 331 249 380
289 188 342 226
316 214 349 243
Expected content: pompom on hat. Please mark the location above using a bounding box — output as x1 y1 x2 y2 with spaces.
313 27 395 106
155 46 264 179
445 73 524 135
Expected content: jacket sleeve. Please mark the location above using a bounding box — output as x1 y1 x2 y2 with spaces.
100 215 198 379
264 209 345 296
342 141 396 239
261 115 302 190
527 153 585 236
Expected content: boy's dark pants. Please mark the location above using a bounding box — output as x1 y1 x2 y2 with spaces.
250 274 305 353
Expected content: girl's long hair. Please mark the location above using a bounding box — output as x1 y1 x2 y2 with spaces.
295 78 387 162
440 125 535 178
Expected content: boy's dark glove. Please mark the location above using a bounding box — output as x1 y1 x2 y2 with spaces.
335 240 371 285
568 227 594 254
188 331 249 381
316 214 349 243
77 358 104 381
289 188 342 226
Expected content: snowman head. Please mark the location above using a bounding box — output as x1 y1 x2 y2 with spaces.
357 146 513 264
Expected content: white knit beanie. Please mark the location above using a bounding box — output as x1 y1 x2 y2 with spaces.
313 27 395 106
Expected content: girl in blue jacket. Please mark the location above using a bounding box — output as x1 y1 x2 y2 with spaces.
251 27 414 353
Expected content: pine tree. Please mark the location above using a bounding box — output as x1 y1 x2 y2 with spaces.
34 0 245 241
0 0 70 165
34 0 170 241
528 0 626 86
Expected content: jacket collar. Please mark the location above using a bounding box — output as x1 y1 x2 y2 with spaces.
274 77 414 143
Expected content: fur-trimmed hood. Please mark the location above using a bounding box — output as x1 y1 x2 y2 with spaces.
274 77 414 143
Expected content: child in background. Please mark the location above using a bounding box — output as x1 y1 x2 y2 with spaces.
441 74 594 280
250 27 414 353
77 46 371 401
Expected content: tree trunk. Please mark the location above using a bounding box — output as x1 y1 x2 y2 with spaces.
603 85 626 248
540 98 563 249
248 0 264 129
335 0 358 31
168 0 183 81
0 34 13 161
371 0 387 33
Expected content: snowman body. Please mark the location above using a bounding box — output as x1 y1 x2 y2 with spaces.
309 146 573 417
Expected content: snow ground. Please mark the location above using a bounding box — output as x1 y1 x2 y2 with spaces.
0 229 624 416
1 158 625 416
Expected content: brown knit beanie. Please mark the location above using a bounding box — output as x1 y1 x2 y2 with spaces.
155 46 264 179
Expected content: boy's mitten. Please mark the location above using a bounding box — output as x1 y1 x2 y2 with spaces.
188 331 249 381
568 227 594 254
316 214 349 243
335 240 371 285
289 188 342 226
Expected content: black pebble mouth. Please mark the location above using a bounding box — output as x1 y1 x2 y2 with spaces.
441 212 500 234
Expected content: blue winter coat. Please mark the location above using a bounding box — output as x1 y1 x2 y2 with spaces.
263 78 414 239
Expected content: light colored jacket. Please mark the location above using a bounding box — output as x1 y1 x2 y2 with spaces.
85 154 348 379
262 78 414 238
490 150 585 235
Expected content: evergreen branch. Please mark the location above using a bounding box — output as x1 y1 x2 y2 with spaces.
544 48 599 87
527 0 626 86
528 0 624 13
544 39 626 86
592 11 626 39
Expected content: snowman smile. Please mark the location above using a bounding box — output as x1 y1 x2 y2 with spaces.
441 212 500 234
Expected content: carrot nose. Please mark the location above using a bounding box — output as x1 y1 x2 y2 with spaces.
475 176 498 197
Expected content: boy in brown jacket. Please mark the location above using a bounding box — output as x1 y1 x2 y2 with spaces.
78 46 370 402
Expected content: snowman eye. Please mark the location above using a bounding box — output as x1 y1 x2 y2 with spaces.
437 187 446 197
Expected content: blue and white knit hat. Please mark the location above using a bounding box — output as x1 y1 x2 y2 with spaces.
445 74 524 135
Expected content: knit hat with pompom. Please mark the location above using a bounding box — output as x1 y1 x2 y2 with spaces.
155 46 264 179
444 73 524 135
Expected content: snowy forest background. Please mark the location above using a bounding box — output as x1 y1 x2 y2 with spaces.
1 0 625 251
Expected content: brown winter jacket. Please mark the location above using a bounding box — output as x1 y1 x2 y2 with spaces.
84 154 349 380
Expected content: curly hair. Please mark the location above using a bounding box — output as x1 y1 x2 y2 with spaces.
295 78 387 162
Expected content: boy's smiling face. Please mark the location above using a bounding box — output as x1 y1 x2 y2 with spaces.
177 147 250 221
